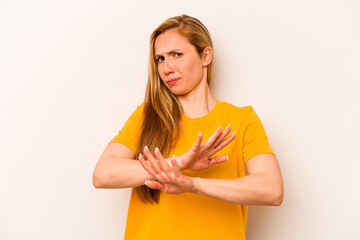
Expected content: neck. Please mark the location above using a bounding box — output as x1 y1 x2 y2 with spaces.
177 80 217 119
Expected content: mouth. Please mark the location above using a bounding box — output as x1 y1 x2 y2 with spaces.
167 78 179 85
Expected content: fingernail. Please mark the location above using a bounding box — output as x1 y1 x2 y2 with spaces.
198 131 202 136
227 124 231 129
144 146 148 150
218 126 222 130
232 132 236 135
226 156 229 161
155 147 159 152
145 180 148 185
138 153 143 158
172 154 176 158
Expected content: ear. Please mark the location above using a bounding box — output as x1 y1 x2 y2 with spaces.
202 47 213 67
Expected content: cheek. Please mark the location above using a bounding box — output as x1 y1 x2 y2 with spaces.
157 65 165 81
182 58 203 78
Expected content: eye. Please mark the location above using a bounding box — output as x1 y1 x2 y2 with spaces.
174 52 183 57
157 56 165 63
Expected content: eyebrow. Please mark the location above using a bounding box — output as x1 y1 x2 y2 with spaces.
155 49 182 58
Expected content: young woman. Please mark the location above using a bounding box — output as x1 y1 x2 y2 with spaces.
93 14 284 240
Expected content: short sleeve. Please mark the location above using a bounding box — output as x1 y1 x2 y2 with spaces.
109 104 144 154
242 106 274 163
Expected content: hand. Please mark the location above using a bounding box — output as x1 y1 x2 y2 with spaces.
139 147 196 194
178 125 236 171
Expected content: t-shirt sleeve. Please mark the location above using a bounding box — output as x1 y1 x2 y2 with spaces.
109 104 144 154
242 106 275 163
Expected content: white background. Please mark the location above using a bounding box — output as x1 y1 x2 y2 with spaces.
1 0 359 239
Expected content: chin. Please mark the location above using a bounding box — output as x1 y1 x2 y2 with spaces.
166 86 185 96
169 89 188 96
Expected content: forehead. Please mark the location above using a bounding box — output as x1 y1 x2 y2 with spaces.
154 29 193 55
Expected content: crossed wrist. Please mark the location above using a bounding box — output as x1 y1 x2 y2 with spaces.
177 156 186 170
165 156 186 170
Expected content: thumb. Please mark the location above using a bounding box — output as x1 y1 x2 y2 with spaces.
209 155 229 166
145 180 164 190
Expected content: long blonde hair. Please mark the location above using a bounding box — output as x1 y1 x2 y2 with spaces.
135 14 214 204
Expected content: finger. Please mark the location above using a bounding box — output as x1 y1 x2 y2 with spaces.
170 156 182 178
190 132 203 152
153 148 174 183
219 131 236 148
211 125 231 149
138 153 158 177
145 180 164 190
154 173 167 183
208 155 229 167
202 126 222 148
209 132 236 156
154 148 171 172
142 148 168 183
143 146 162 174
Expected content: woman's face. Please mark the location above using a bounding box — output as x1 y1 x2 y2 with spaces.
154 29 207 96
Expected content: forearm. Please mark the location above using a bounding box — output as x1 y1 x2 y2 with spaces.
93 157 155 189
192 174 284 206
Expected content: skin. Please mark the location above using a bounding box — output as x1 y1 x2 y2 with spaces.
155 28 216 118
93 29 284 206
93 125 235 188
155 29 205 96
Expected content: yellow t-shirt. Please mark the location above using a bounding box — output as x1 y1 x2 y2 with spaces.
110 100 274 240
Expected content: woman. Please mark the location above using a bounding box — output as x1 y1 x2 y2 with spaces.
93 14 284 240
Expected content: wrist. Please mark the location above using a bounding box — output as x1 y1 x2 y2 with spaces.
177 156 186 170
165 156 186 170
190 177 202 194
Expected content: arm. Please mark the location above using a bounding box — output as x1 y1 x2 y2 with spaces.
141 152 284 206
92 142 155 188
93 126 235 189
193 153 284 206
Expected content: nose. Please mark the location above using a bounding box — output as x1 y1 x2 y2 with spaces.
163 59 174 75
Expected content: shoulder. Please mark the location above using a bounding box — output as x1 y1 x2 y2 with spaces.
214 101 259 127
122 102 145 124
131 102 145 116
219 101 255 117
136 102 145 112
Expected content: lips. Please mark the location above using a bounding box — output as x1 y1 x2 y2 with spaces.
167 78 179 85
